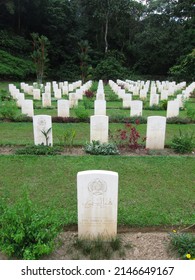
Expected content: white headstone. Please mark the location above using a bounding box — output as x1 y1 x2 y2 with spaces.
130 100 143 116
161 90 168 100
77 170 118 239
140 89 147 99
54 89 62 99
33 89 41 100
33 115 53 146
42 93 51 107
57 100 70 117
69 93 78 108
21 100 34 117
94 100 106 115
16 93 25 107
146 116 166 149
166 100 179 118
122 93 132 108
150 94 159 107
90 115 109 143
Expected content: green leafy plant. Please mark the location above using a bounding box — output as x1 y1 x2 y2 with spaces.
15 145 62 155
0 100 18 119
74 107 90 120
171 129 195 154
0 193 62 260
186 106 195 121
169 232 195 260
31 33 49 84
83 99 93 109
41 127 52 146
73 236 124 260
84 140 119 155
58 129 76 152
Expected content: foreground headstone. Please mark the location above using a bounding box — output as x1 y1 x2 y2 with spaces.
21 100 34 117
146 116 166 149
77 170 118 239
57 100 70 117
33 115 53 146
90 115 109 143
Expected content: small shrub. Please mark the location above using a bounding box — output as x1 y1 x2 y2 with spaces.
58 129 76 152
186 106 195 121
116 121 145 150
161 100 168 110
0 193 62 260
171 130 195 154
84 141 119 155
0 100 18 119
0 89 11 101
73 236 124 260
83 99 93 109
85 90 94 99
166 117 192 124
15 145 62 155
169 232 195 260
74 107 90 120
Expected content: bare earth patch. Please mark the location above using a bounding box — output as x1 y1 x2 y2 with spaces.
41 230 178 260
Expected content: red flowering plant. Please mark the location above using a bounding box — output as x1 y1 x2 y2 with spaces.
117 119 146 150
85 90 94 99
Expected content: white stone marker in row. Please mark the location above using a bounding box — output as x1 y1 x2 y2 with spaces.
90 115 109 143
33 115 53 146
77 170 118 239
57 100 70 117
33 89 41 100
166 100 179 118
94 100 106 115
146 116 166 149
122 93 132 108
150 94 159 107
130 100 143 117
21 100 34 117
42 93 51 107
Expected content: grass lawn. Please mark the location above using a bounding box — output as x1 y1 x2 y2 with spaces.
0 121 195 146
0 155 194 227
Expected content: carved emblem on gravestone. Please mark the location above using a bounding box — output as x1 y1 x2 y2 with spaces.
37 117 46 130
88 178 107 196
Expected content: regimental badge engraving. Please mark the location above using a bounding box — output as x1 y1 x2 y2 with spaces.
88 178 107 196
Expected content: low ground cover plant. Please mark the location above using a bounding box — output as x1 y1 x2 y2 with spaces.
169 231 195 260
15 144 62 155
0 193 62 260
171 129 195 154
84 140 119 155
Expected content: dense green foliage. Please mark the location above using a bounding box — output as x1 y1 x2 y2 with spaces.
171 130 195 154
84 140 120 155
170 232 195 260
0 193 62 259
0 0 194 80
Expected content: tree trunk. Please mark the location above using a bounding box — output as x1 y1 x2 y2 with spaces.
105 15 109 53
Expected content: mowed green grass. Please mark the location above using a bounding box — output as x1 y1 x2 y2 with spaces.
0 155 194 226
0 121 195 146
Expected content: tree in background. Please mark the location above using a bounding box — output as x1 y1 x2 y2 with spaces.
169 49 195 82
31 33 49 84
78 40 91 83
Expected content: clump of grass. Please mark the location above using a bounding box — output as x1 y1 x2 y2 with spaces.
73 236 125 260
169 231 195 260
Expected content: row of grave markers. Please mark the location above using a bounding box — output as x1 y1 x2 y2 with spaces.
33 114 166 150
8 79 195 119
